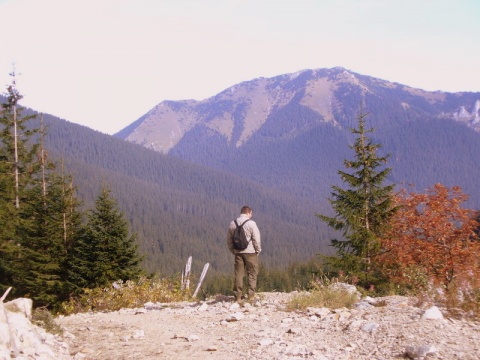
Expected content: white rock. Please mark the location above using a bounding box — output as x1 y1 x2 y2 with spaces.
187 334 199 342
132 329 145 339
347 319 364 331
354 301 374 309
226 312 245 322
337 310 352 321
405 344 437 358
308 307 331 318
258 338 274 346
197 302 209 312
0 298 72 359
229 303 241 311
4 298 33 319
422 306 444 320
120 335 130 342
361 322 379 333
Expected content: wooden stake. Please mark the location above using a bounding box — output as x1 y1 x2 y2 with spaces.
181 256 192 290
193 263 209 298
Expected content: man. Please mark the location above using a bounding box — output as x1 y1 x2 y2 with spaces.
227 205 261 303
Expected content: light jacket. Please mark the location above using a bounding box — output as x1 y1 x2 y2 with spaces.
227 214 261 255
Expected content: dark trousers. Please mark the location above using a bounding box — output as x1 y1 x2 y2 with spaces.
233 253 259 300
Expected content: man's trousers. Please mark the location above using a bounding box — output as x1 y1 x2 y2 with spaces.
233 253 259 300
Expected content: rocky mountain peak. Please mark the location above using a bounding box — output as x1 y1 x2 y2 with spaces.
116 68 480 154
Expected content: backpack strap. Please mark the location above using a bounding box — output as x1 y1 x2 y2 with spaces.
234 219 250 227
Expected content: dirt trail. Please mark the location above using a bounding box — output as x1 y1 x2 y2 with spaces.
56 292 480 360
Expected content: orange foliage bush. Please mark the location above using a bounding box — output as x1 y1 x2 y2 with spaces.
377 184 480 291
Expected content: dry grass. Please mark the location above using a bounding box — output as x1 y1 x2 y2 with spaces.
285 276 359 312
32 307 63 334
60 276 192 314
286 288 358 311
439 287 480 319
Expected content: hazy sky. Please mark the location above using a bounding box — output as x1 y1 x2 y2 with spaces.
1 0 479 134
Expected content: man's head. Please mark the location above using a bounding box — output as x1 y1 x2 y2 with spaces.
240 205 253 217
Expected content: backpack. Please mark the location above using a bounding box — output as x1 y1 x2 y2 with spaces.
232 219 250 250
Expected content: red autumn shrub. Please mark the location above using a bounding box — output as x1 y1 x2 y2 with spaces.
377 184 480 292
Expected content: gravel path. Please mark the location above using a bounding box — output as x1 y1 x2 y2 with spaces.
56 292 480 360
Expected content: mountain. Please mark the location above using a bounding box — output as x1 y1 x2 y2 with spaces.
115 67 480 208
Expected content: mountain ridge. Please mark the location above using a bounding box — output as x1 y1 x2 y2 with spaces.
116 67 480 154
115 67 480 209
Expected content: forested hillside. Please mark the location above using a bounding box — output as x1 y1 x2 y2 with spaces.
2 98 335 275
168 92 480 208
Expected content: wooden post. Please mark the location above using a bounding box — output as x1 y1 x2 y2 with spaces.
181 256 192 290
193 263 209 298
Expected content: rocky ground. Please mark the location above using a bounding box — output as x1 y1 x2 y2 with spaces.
54 292 480 360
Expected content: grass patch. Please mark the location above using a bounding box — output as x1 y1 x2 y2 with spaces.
32 307 63 335
286 287 358 311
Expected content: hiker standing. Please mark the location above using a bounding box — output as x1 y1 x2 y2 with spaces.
227 205 261 302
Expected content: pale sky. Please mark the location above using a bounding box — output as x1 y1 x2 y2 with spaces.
1 0 479 135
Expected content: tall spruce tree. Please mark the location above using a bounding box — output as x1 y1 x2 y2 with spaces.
68 187 142 289
317 111 396 286
0 75 84 306
0 72 40 294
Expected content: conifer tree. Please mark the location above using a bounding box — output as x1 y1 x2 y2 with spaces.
317 111 396 286
0 72 40 293
68 187 143 289
19 162 84 306
0 74 84 306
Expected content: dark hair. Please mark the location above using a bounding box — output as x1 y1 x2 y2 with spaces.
240 206 252 214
